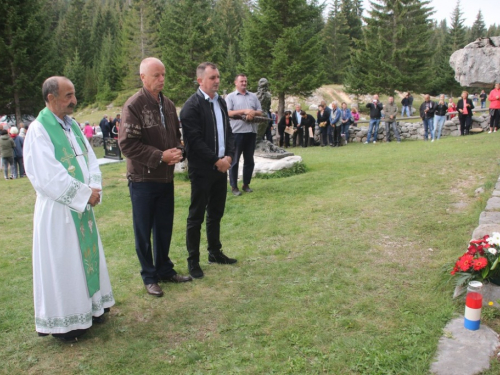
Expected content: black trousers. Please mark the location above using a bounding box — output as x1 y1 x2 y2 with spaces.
292 127 303 147
491 109 500 129
186 168 227 263
229 132 256 188
332 124 341 145
129 181 176 284
303 125 314 147
459 115 472 135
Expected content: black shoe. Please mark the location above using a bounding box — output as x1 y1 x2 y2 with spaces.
208 251 237 265
52 329 87 342
242 185 253 193
93 314 105 324
188 262 204 279
231 187 242 196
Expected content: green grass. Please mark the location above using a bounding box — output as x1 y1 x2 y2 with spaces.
1 134 500 374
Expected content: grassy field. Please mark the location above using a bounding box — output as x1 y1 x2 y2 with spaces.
2 134 500 374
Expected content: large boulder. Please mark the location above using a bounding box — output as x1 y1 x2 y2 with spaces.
449 37 500 87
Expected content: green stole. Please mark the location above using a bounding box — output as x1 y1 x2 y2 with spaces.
37 107 100 297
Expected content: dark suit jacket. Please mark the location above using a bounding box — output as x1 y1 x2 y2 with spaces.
457 98 474 118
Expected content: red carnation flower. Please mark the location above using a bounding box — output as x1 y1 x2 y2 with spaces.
472 257 488 271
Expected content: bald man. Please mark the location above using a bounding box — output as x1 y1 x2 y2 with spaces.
119 57 192 298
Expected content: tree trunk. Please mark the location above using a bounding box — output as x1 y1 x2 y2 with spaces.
11 62 21 125
277 91 285 119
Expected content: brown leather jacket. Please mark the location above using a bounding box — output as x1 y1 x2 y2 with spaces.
119 88 182 183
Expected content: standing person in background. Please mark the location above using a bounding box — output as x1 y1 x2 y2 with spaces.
365 95 384 144
99 115 110 138
317 104 330 147
407 92 414 116
329 102 341 147
488 83 500 133
339 102 352 145
300 110 316 147
180 62 237 279
10 126 25 177
0 129 16 179
226 74 263 197
434 95 448 140
119 57 192 298
384 97 400 143
419 94 436 141
351 107 359 126
447 98 457 119
401 94 410 117
480 90 487 109
291 104 303 147
277 111 292 148
83 121 94 142
457 90 474 136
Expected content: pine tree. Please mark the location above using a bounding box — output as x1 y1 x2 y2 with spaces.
345 0 434 95
120 0 161 90
469 10 486 42
486 24 499 37
448 0 467 51
430 1 465 96
323 0 351 83
63 50 86 104
241 0 325 116
159 0 216 103
0 0 58 118
341 0 363 47
213 0 247 93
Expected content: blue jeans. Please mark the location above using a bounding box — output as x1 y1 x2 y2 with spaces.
434 115 446 139
367 119 380 143
401 106 410 117
481 101 486 109
229 132 256 188
340 123 350 144
423 118 434 140
129 181 176 284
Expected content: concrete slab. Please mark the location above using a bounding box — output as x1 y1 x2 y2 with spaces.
430 317 499 375
479 211 500 225
485 197 500 211
97 158 124 166
472 224 500 239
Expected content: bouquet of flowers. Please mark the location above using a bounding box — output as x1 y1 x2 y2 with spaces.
451 233 500 286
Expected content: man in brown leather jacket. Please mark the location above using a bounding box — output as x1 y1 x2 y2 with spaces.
119 57 192 297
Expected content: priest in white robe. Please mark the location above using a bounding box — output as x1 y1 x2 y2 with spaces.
24 76 114 341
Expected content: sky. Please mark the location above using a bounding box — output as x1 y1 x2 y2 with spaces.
362 0 498 27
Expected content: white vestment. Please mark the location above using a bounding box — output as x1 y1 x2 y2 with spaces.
24 117 115 334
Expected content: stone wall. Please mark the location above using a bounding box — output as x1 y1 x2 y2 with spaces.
348 115 490 143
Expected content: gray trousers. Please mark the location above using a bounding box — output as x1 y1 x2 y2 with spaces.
385 121 401 142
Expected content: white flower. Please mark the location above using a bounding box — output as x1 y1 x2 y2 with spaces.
488 248 498 255
487 232 500 247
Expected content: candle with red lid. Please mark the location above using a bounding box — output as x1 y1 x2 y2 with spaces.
464 281 483 330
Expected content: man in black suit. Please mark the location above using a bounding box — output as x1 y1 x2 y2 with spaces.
291 104 304 147
99 115 110 138
300 110 316 147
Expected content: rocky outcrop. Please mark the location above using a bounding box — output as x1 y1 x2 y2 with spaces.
449 37 500 87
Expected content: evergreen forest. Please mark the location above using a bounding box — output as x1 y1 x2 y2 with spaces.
0 0 498 119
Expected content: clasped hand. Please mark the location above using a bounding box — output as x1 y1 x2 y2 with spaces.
214 156 232 173
162 148 183 165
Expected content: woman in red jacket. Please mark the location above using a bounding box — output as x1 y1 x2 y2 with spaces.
488 83 500 133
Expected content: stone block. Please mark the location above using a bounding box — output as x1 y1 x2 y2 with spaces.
485 197 500 211
472 224 500 239
479 211 500 224
430 317 499 375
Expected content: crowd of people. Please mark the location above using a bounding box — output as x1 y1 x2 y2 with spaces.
2 52 500 345
267 85 500 146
